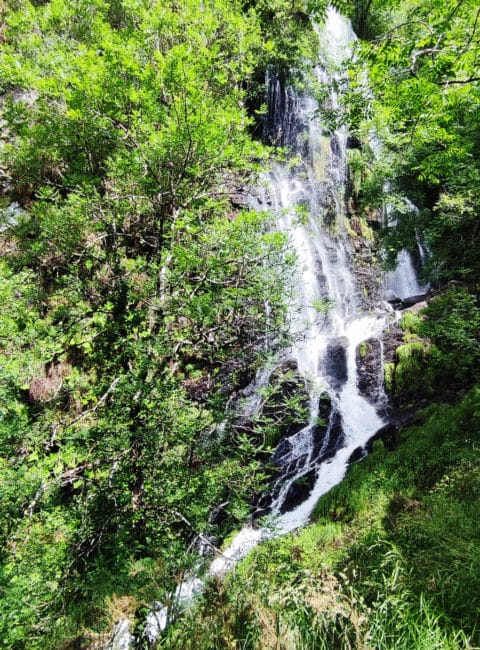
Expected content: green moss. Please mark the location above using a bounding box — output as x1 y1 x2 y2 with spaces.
395 341 427 362
359 341 370 359
399 311 423 334
384 361 395 392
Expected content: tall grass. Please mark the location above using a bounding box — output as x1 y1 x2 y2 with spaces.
160 390 480 649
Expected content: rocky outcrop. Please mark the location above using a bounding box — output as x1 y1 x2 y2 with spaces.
261 392 344 515
325 336 349 390
381 324 404 366
311 392 344 461
279 469 316 514
356 337 383 404
347 232 384 310
384 290 429 311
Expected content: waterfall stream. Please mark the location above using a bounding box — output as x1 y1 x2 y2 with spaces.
209 4 386 570
129 8 425 646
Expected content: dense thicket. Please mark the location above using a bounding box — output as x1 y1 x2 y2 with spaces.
2 0 480 647
157 0 480 647
340 0 480 287
0 1 329 647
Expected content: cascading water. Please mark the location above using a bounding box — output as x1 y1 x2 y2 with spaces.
383 199 429 300
139 7 424 644
207 7 387 573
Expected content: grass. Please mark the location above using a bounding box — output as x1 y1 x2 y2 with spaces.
160 387 480 649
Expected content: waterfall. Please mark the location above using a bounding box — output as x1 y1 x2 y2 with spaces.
140 7 422 644
206 7 386 571
383 198 429 301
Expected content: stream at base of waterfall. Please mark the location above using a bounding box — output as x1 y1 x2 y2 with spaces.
110 8 427 647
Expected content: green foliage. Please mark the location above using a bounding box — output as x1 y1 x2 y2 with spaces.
0 0 321 645
337 0 480 284
419 286 480 387
334 0 397 40
399 311 422 335
359 340 369 359
387 339 431 404
168 389 480 648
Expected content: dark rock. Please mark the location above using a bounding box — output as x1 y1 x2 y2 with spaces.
279 469 317 513
253 492 273 518
253 506 271 519
356 337 383 404
330 133 341 157
403 300 428 315
318 392 333 420
382 325 404 365
209 501 229 526
384 289 400 304
365 400 430 453
365 422 399 452
272 437 293 465
324 336 349 390
312 398 344 462
400 293 428 308
348 446 367 465
346 135 362 149
386 291 429 310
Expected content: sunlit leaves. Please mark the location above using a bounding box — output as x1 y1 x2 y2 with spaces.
340 0 480 283
0 0 306 644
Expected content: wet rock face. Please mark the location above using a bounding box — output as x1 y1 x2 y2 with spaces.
255 390 346 517
401 293 428 308
382 326 404 365
312 392 344 461
356 337 383 404
279 469 316 514
330 133 341 158
324 336 349 390
384 290 429 310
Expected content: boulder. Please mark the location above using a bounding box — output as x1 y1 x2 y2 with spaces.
347 446 367 465
385 291 429 310
384 289 401 304
346 134 362 149
279 469 317 514
400 293 428 308
404 300 428 315
356 337 383 404
324 336 349 390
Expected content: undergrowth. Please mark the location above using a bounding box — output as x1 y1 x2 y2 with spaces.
161 388 480 649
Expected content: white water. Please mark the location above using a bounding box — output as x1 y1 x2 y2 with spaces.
212 7 386 542
141 7 423 644
144 14 386 639
384 199 429 300
384 249 426 300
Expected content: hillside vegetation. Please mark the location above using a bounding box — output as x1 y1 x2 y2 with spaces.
1 0 480 648
161 0 480 647
0 0 328 646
